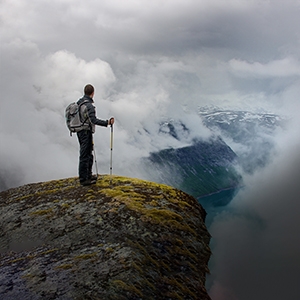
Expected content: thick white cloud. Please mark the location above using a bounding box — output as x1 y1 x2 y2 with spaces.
0 38 209 189
229 57 300 78
0 41 116 188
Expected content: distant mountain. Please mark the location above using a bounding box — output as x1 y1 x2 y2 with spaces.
199 107 283 134
199 107 285 173
143 108 284 213
143 136 242 200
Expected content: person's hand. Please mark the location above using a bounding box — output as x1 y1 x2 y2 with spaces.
109 117 114 125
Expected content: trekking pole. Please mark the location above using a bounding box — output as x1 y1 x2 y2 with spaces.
93 139 98 179
110 124 113 185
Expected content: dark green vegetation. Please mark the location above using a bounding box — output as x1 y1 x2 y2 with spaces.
0 175 211 300
144 137 242 199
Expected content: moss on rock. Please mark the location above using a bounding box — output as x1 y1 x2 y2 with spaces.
0 175 211 299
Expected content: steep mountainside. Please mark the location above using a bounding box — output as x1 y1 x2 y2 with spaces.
143 137 242 199
0 175 211 300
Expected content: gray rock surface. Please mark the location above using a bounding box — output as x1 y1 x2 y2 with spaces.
0 175 211 299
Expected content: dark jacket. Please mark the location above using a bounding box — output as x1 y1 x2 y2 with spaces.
77 96 108 133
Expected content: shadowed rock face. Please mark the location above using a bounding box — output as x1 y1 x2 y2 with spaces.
143 137 242 199
0 175 211 300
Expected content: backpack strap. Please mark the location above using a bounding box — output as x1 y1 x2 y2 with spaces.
78 100 90 126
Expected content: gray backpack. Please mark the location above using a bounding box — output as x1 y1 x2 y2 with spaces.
65 101 90 136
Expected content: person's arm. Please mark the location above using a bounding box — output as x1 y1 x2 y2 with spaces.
86 103 108 127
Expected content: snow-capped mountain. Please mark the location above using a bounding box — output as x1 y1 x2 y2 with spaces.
199 107 285 174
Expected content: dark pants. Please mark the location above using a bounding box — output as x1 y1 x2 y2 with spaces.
77 130 93 182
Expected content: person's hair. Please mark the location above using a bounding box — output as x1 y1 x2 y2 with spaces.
84 84 94 96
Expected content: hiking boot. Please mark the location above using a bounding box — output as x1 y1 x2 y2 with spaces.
80 179 92 186
90 178 97 184
80 179 96 186
90 175 98 181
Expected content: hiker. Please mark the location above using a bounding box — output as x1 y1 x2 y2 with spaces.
76 84 114 186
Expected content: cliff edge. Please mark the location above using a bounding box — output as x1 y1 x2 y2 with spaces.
0 175 211 299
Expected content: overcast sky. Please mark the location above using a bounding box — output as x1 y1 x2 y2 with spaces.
1 0 300 299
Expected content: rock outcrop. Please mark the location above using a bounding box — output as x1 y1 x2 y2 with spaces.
0 175 211 299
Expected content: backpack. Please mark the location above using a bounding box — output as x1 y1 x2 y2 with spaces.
65 100 90 136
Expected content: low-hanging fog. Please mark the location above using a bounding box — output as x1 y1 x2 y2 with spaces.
1 1 300 299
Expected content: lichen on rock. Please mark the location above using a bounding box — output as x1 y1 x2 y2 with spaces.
0 175 211 299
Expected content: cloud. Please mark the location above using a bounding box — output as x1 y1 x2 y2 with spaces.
229 57 300 78
208 117 300 299
0 39 210 190
0 41 116 189
2 0 299 59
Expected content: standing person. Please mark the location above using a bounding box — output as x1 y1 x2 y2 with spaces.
77 84 114 186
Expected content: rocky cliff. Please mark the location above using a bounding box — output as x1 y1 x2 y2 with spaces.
0 175 211 300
